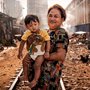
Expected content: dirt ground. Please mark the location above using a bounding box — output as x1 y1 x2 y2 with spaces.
0 41 90 90
0 42 27 90
63 44 90 90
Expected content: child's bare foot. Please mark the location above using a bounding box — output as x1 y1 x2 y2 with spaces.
18 76 23 81
30 79 37 88
24 81 31 86
20 81 31 90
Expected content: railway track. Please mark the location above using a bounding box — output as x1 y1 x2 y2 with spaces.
6 68 66 90
5 67 90 90
5 67 23 90
6 63 90 90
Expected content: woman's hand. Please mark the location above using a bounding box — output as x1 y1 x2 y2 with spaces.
44 52 50 59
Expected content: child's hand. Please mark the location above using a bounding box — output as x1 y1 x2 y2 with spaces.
17 53 23 59
44 52 50 59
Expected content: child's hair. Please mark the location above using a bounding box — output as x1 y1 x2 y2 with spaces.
48 4 66 21
24 15 39 25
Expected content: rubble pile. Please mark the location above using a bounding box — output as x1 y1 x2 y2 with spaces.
62 37 90 90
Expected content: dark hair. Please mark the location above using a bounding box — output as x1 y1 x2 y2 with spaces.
48 4 66 21
24 15 39 25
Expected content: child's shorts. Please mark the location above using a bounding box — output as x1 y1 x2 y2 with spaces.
29 45 45 60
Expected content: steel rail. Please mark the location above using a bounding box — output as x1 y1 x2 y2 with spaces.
60 77 66 90
9 68 23 90
8 68 66 90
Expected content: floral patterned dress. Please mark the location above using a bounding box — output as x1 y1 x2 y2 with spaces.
30 28 69 90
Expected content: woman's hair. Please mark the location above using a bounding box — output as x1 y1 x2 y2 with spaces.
24 14 39 25
48 4 66 21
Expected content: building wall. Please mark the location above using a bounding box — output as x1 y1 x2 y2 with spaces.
65 0 90 33
27 0 48 29
66 0 90 26
3 0 23 18
0 0 4 12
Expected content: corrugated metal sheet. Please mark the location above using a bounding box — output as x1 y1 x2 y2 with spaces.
0 12 14 46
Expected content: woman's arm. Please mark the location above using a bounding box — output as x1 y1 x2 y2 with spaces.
44 40 50 59
45 40 50 52
47 43 66 62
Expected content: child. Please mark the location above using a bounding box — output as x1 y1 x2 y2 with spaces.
17 15 50 88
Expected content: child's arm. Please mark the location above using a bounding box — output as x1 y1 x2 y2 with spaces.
17 40 25 59
44 40 50 59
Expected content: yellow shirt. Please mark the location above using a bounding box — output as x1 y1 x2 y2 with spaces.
21 29 50 60
21 29 50 41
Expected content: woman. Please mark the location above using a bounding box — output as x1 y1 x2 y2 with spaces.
31 4 69 90
18 4 68 90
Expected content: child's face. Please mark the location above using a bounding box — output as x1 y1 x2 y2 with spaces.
27 20 40 33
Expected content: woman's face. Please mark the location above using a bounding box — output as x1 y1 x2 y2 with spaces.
48 8 64 30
